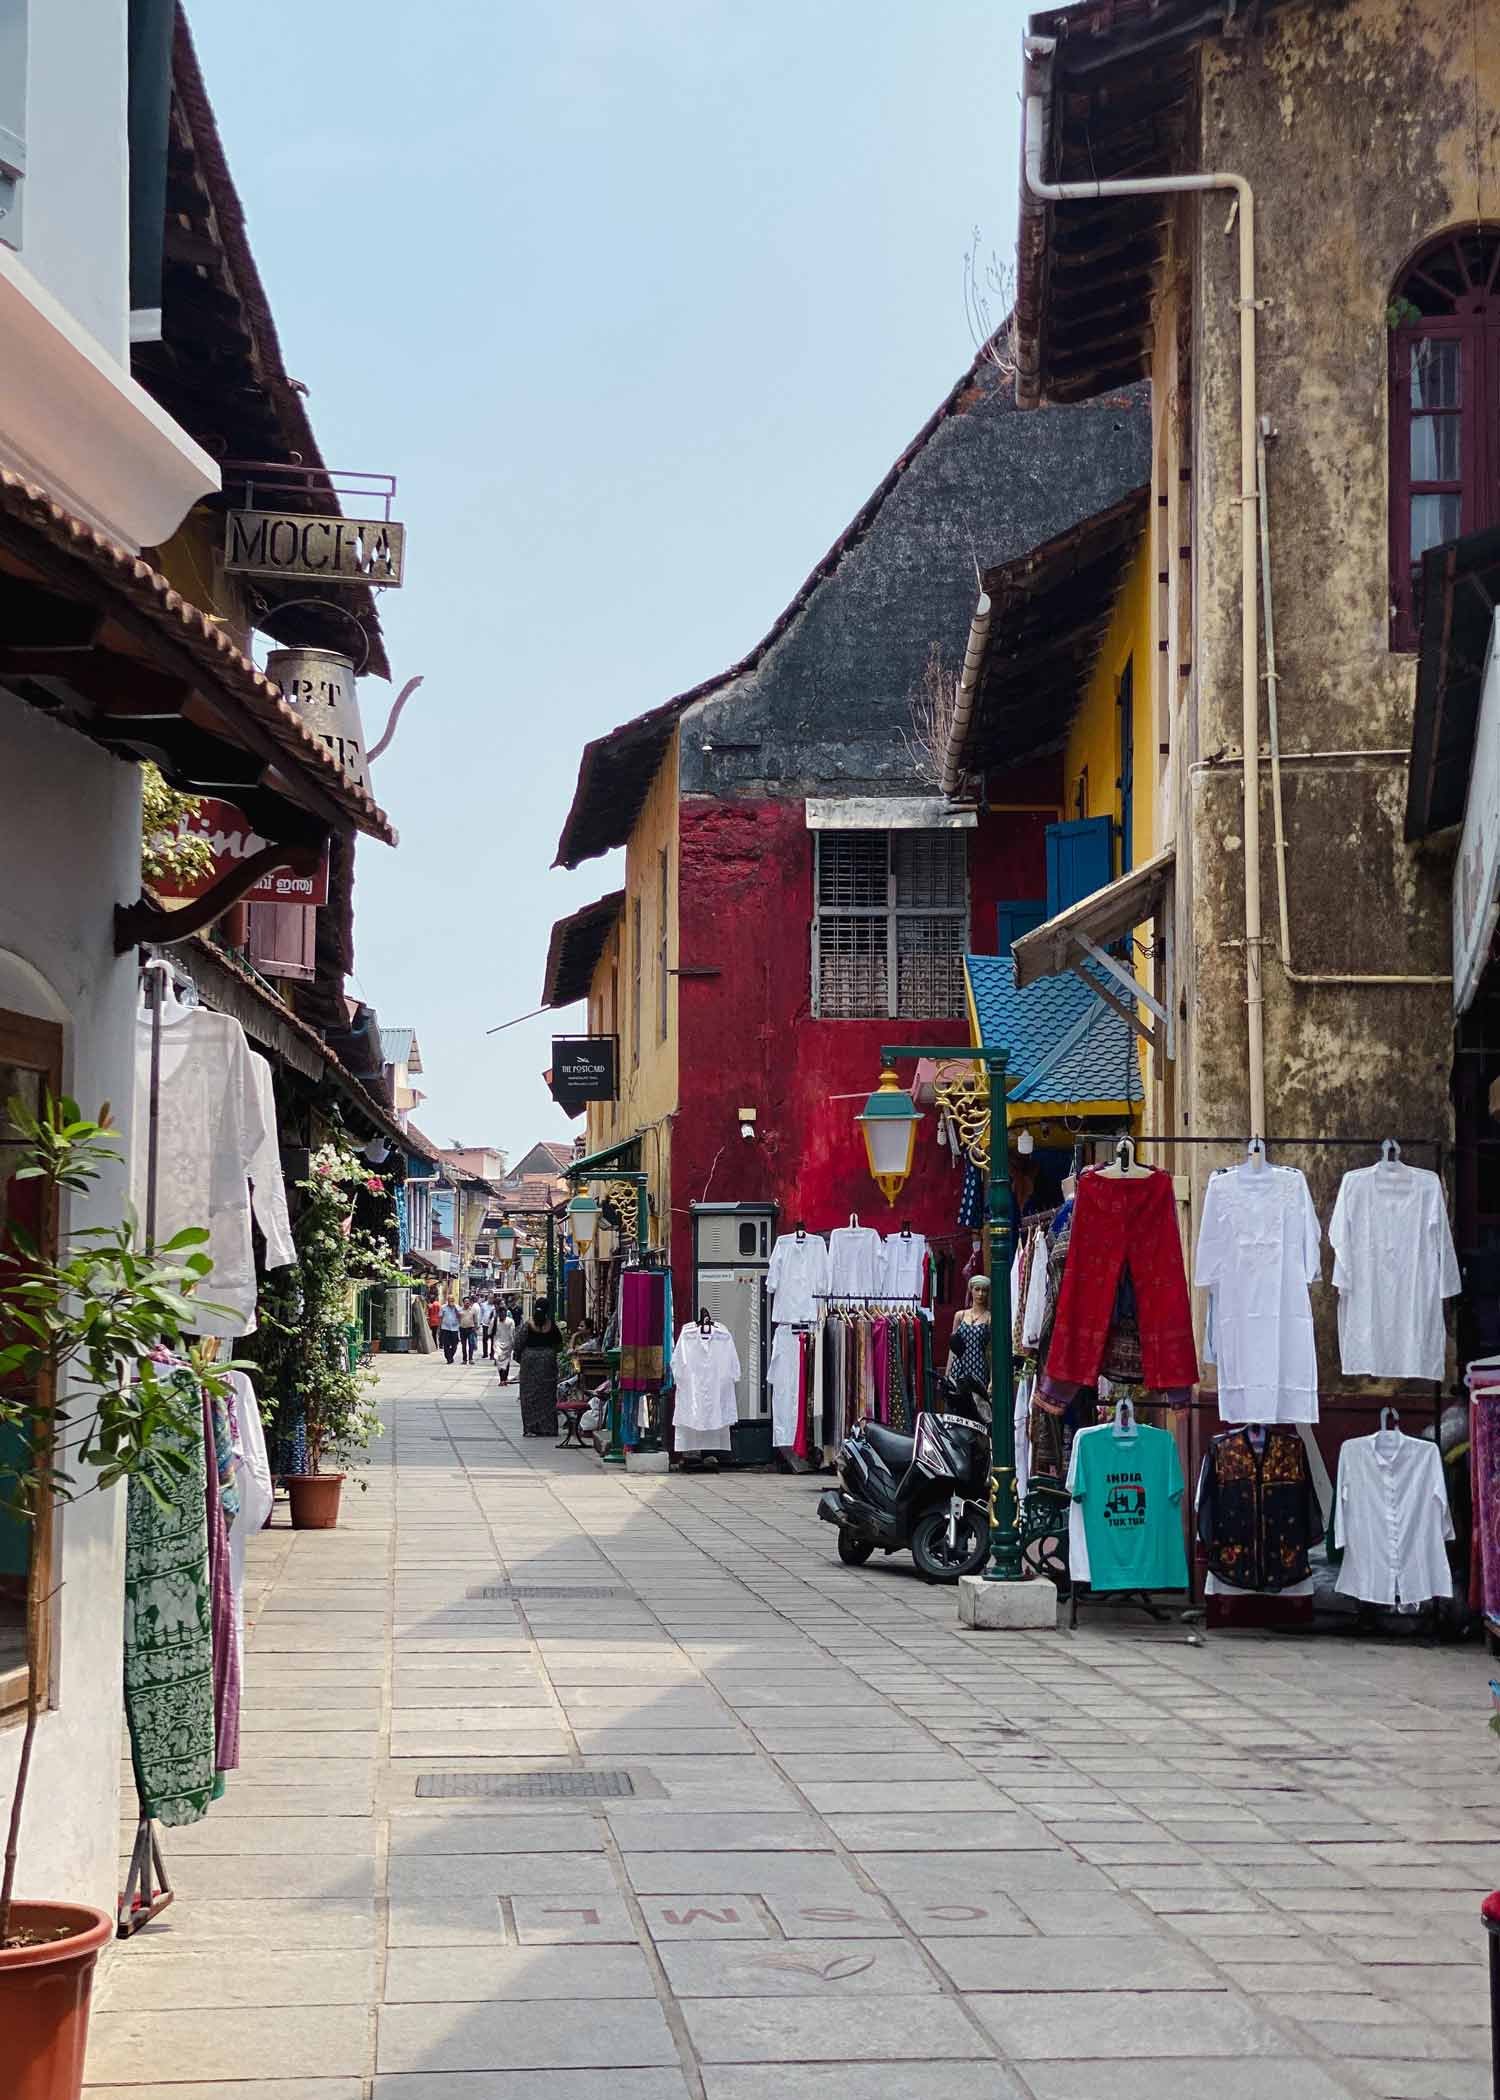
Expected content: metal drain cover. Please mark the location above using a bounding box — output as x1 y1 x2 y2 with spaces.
415 1769 636 1800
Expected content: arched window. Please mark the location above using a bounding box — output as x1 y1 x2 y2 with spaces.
1390 227 1500 650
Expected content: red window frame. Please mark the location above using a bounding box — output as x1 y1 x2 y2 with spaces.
1389 229 1500 651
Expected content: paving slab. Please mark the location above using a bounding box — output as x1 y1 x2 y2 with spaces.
383 1945 654 2000
376 2000 679 2073
680 1995 991 2062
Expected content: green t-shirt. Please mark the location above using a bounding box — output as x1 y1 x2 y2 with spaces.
1072 1423 1189 1592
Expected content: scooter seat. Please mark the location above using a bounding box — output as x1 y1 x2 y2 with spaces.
862 1421 915 1470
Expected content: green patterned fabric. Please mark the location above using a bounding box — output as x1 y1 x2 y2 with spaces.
123 1384 215 1827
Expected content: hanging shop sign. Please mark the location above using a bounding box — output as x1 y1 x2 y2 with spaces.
1454 612 1500 1016
267 647 369 792
549 1036 618 1115
224 509 405 587
154 797 330 906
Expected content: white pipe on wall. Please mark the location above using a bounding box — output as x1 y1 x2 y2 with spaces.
1023 40 1267 1136
941 590 993 797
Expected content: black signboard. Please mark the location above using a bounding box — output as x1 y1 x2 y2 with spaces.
549 1036 618 1116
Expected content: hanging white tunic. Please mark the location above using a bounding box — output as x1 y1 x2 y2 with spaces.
877 1231 928 1302
1333 1430 1454 1605
1193 1163 1322 1423
828 1226 883 1298
767 1232 831 1325
671 1324 741 1452
132 1006 281 1339
1329 1162 1460 1382
225 1368 275 1677
246 1050 296 1271
769 1325 802 1446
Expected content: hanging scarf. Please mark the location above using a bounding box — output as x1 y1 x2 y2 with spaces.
124 1371 216 1826
203 1388 240 1778
619 1270 666 1391
958 1159 985 1228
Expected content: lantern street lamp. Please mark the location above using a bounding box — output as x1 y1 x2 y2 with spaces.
493 1222 518 1266
518 1242 538 1278
855 1068 923 1206
567 1192 599 1254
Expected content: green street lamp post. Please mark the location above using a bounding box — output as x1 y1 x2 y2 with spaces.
871 1043 1021 1584
563 1165 653 1467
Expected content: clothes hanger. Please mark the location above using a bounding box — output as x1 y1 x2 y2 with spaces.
1099 1135 1150 1181
1061 1137 1083 1200
795 1219 806 1241
848 1212 860 1229
900 1219 913 1239
1380 1404 1401 1432
1244 1136 1269 1173
1112 1394 1138 1440
697 1307 713 1335
1381 1137 1402 1164
138 954 194 1017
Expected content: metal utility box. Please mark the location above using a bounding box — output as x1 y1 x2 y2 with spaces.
690 1203 777 1465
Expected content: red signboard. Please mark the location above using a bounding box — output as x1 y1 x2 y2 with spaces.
155 798 330 906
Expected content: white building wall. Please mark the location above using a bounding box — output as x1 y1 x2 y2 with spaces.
18 0 130 361
0 692 142 1915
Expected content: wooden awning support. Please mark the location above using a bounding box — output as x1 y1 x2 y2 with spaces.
114 839 325 952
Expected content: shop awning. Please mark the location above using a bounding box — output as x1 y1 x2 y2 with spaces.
1009 845 1174 1057
965 953 1141 1116
565 1134 642 1180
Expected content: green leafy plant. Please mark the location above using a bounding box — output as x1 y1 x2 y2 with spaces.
1386 295 1423 329
244 1143 393 1477
0 1093 235 1947
140 762 214 891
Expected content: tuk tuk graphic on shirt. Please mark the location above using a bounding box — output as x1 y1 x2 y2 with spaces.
1071 1423 1189 1591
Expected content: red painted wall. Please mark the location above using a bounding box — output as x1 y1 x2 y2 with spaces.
671 787 1052 1346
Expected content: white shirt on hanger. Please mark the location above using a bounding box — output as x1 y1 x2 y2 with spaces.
133 1005 274 1339
767 1232 831 1325
1020 1228 1050 1353
828 1225 883 1298
878 1230 927 1302
1329 1162 1460 1382
1333 1429 1454 1605
246 1050 296 1272
670 1323 741 1432
1194 1161 1322 1423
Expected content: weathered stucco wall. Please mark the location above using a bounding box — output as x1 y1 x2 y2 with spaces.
1186 0 1477 1206
1159 0 1491 1397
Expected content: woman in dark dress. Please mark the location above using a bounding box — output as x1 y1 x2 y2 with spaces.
515 1304 565 1436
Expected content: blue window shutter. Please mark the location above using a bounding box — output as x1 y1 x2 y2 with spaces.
997 899 1046 957
1045 817 1114 917
0 0 25 252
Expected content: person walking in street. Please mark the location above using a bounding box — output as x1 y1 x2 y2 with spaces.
515 1302 565 1435
438 1298 460 1364
426 1293 441 1343
478 1294 497 1358
494 1306 516 1385
458 1296 479 1364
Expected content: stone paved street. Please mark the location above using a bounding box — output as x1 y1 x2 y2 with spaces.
87 1356 1500 2099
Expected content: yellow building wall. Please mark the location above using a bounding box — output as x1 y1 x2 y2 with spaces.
1060 536 1154 874
581 729 679 1258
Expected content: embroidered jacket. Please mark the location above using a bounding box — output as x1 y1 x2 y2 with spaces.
1196 1425 1322 1593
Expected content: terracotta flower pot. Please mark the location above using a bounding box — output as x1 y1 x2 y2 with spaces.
284 1472 345 1529
0 1900 113 2100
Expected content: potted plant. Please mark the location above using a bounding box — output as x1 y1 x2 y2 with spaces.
0 1093 234 2100
250 1144 391 1529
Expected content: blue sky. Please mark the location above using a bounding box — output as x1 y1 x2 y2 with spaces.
193 0 1028 1161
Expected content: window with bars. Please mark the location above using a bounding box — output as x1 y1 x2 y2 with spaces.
812 830 968 1018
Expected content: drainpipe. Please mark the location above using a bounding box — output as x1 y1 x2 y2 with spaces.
940 590 992 798
1255 420 1451 989
1023 35 1267 1138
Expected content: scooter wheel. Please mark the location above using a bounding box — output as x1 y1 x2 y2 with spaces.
837 1530 875 1566
910 1505 989 1583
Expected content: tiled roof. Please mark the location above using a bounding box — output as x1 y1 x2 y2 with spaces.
964 952 1140 1108
0 469 397 845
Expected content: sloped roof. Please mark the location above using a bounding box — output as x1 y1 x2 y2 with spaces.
0 469 396 845
965 952 1140 1109
509 1140 573 1178
380 1027 422 1072
542 889 625 1006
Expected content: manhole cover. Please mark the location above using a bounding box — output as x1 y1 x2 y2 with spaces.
415 1770 637 1800
465 1584 624 1600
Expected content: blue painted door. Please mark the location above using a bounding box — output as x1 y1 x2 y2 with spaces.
1045 816 1114 917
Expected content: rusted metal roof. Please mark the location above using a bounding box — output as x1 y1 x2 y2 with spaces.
947 485 1150 777
552 335 1014 869
0 468 397 846
542 890 625 1006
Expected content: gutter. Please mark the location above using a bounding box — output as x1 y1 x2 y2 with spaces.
1022 33 1269 1141
939 590 993 797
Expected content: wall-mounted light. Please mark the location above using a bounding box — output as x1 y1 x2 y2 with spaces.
856 1068 922 1206
739 1106 758 1142
1016 1128 1035 1157
567 1192 599 1253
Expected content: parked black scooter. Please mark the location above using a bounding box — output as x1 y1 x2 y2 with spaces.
816 1370 992 1582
